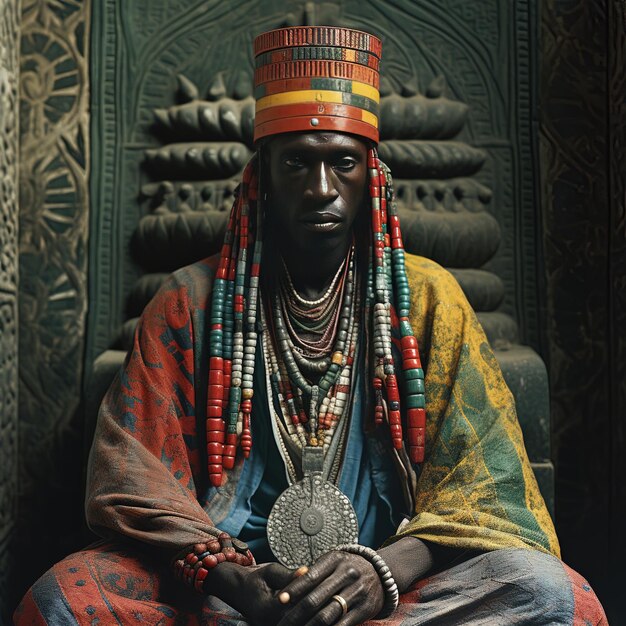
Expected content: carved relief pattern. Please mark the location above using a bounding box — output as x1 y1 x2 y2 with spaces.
102 4 551 518
16 0 90 603
0 0 20 615
0 0 19 294
608 2 626 614
130 72 507 347
539 0 624 616
86 2 551 519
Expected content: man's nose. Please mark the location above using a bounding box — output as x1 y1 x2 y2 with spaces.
305 162 338 202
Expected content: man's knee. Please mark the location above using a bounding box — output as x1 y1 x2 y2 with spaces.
479 548 606 624
14 564 78 625
14 544 145 624
481 548 568 598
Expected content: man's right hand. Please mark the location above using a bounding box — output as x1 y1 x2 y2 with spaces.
204 561 295 625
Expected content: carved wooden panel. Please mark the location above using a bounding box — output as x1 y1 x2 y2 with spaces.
539 0 625 619
87 2 555 509
607 0 626 619
15 0 91 607
132 75 503 316
0 0 20 618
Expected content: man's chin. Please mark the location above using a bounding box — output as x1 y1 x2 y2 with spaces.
273 223 353 256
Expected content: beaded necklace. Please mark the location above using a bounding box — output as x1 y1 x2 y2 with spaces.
279 249 350 363
205 148 426 488
263 246 359 454
281 253 346 306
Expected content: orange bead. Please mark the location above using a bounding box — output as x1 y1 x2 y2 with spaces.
223 445 236 469
208 466 222 487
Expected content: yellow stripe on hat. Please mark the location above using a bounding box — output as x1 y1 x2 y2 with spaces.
256 90 341 111
361 109 378 127
350 81 379 101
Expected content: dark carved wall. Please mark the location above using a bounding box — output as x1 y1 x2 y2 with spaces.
14 0 91 610
607 2 626 618
539 0 625 620
0 0 20 618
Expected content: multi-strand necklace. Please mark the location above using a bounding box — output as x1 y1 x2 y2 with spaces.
278 254 346 367
263 245 359 455
264 246 362 568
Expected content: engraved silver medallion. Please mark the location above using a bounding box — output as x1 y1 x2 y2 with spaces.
267 446 359 569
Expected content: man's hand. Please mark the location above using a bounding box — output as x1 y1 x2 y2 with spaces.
204 537 436 625
275 551 384 626
204 561 295 625
275 537 436 625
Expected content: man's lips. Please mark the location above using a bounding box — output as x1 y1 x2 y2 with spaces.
300 212 344 233
301 212 343 224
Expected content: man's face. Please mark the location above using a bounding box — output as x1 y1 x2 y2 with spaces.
264 132 369 254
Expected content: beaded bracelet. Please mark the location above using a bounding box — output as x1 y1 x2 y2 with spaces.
335 543 399 619
172 531 254 593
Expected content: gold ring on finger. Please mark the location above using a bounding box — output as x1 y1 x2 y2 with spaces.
331 594 348 616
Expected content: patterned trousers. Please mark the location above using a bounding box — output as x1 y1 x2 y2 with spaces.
14 542 608 625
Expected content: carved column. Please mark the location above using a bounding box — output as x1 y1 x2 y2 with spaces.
16 0 91 603
539 0 626 618
0 0 20 617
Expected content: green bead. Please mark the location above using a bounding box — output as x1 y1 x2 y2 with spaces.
319 379 332 392
400 320 413 337
406 393 426 409
406 378 425 394
404 367 424 380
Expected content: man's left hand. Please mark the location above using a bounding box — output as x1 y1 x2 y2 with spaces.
275 551 384 626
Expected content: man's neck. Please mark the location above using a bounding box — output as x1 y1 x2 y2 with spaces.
279 238 352 301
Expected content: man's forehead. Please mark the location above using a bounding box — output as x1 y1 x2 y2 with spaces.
266 132 368 154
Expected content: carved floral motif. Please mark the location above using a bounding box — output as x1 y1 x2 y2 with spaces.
15 0 91 608
0 0 19 616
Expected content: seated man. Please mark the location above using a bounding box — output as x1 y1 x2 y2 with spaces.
16 25 607 626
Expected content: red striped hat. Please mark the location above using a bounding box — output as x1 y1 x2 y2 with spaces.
253 26 382 144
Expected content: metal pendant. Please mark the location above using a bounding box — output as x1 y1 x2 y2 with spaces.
267 446 359 569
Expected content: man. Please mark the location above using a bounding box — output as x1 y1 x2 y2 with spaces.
16 25 606 625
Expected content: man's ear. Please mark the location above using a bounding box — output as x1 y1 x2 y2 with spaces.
257 142 272 197
257 138 271 166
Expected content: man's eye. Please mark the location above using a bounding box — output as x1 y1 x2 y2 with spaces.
334 158 357 171
284 158 305 169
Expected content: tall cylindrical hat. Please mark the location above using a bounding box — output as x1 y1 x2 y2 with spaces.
253 26 382 144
